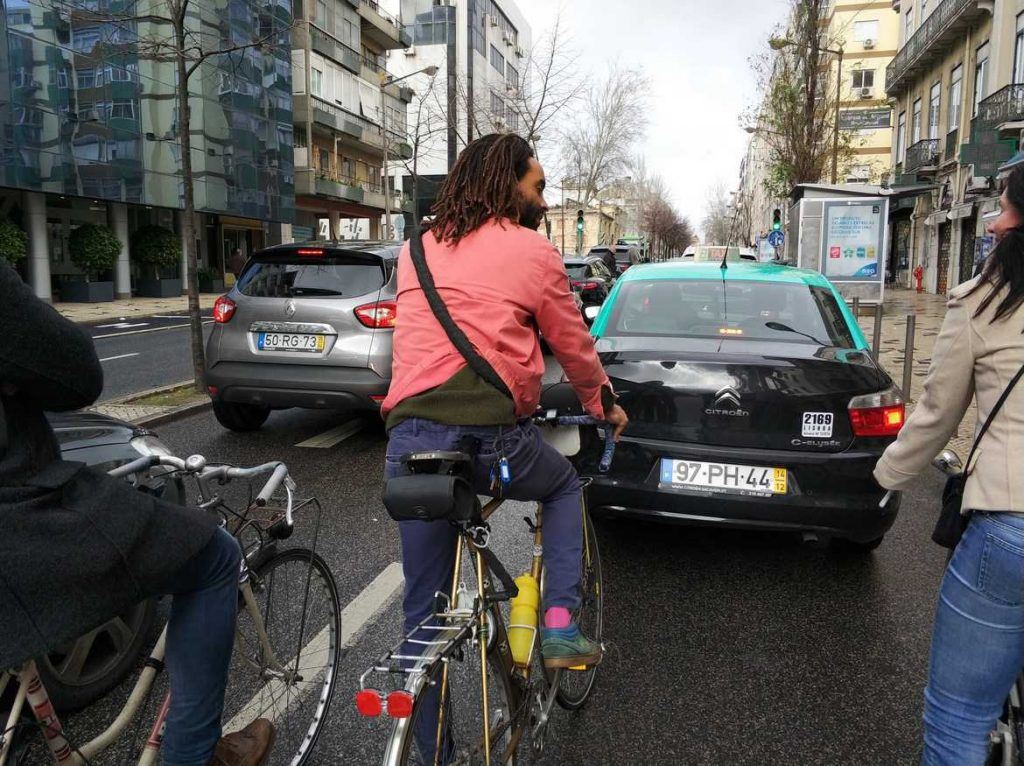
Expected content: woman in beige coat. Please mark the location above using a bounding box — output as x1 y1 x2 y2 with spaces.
874 166 1024 766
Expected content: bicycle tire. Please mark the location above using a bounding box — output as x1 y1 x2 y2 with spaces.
389 605 521 766
221 547 341 766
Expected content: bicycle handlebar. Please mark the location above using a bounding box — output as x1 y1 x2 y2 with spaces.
256 464 290 507
533 411 617 473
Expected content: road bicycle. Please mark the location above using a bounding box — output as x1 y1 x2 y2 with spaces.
357 405 616 765
929 450 1024 766
0 452 341 766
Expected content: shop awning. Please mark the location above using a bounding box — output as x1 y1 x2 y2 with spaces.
924 210 949 226
949 203 975 220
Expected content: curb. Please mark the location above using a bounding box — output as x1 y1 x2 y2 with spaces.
135 399 212 428
103 379 197 406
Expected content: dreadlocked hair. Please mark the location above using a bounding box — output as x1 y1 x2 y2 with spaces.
427 133 535 246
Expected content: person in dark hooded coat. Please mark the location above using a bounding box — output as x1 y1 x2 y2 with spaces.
0 263 273 766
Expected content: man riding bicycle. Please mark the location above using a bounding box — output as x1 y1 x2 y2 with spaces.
0 263 272 766
382 132 628 668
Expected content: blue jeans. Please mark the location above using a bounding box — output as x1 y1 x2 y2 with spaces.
160 526 242 766
923 512 1024 766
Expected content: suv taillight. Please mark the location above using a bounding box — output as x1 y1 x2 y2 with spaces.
572 280 599 291
213 295 236 324
848 387 905 437
354 300 397 329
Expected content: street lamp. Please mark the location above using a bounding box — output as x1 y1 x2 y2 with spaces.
768 36 845 185
378 65 438 240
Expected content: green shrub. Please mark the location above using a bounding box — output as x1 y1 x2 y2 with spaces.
131 225 181 279
0 221 27 265
68 224 120 281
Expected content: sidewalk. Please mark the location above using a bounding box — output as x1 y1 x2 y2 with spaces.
854 287 974 455
54 293 218 324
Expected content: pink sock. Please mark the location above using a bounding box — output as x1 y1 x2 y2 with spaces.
544 607 571 629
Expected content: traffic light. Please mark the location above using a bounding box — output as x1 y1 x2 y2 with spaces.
576 210 585 234
772 209 782 232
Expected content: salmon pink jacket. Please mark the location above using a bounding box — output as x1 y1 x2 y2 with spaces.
381 219 612 421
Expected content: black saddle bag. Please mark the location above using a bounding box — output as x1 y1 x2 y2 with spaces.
382 474 479 523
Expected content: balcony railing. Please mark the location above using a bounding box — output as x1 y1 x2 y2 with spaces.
904 138 940 171
309 26 361 73
977 85 1024 130
359 0 400 29
886 0 984 95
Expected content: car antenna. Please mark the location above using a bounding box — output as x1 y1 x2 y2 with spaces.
719 246 728 271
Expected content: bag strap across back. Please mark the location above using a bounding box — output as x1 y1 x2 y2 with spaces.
965 363 1024 475
407 222 513 400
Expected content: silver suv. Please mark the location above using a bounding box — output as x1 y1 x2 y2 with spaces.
204 241 399 431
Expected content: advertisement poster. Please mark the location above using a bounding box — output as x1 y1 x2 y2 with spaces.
822 202 884 281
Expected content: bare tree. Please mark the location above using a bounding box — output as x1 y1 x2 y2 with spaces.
701 182 733 245
560 66 650 209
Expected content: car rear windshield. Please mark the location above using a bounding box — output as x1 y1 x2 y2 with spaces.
237 253 385 299
604 278 856 348
564 264 589 279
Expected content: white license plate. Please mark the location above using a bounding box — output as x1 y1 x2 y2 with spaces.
659 459 787 497
257 332 326 353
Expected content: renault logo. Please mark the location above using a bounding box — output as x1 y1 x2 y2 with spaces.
284 299 297 318
714 386 742 408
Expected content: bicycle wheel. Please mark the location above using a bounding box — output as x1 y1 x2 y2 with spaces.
221 547 341 766
391 606 522 766
551 507 603 710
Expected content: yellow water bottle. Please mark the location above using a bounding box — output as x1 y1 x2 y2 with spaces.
508 574 540 667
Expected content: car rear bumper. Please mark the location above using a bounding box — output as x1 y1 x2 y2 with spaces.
583 436 898 543
205 361 389 410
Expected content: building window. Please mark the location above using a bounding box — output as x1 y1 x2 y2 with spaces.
853 20 878 42
489 44 504 74
110 99 135 120
1016 14 1024 84
897 110 906 162
904 6 913 42
948 64 962 131
506 63 519 89
912 98 922 143
928 81 940 140
974 41 989 117
921 0 928 20
315 0 327 27
851 69 874 90
490 91 503 116
311 67 323 96
506 108 519 131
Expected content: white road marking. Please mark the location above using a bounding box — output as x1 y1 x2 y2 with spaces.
92 321 213 340
224 562 404 734
95 321 148 330
99 353 140 363
295 419 365 449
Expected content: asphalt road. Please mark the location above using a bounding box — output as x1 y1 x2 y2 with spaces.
87 317 214 401
42 405 951 766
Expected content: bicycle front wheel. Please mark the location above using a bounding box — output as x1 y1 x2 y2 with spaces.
221 547 341 766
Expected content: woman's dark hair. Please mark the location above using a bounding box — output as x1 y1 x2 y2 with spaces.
969 166 1024 322
427 133 535 246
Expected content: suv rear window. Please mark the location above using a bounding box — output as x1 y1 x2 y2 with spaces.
605 278 856 348
238 252 385 299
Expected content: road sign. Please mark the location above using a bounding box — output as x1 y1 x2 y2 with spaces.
767 230 785 248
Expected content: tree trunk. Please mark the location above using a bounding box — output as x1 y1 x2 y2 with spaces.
176 19 205 394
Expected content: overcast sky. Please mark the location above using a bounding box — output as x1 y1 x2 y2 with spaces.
512 0 790 228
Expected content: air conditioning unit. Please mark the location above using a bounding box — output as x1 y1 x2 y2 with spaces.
859 87 873 99
403 46 416 56
503 32 513 47
515 45 524 58
488 14 498 27
863 38 875 49
966 175 992 193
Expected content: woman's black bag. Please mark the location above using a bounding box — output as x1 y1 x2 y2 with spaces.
932 364 1024 548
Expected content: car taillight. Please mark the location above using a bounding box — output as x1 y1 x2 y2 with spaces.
848 387 905 437
213 295 236 324
572 280 599 291
354 300 397 329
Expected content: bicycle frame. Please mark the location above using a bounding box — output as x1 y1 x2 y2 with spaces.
0 575 291 766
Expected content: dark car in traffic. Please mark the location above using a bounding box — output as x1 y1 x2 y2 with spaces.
580 261 904 551
564 256 615 316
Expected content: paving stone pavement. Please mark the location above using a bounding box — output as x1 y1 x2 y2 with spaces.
55 293 217 323
855 287 974 456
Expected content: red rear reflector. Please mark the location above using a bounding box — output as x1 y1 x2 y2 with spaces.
296 248 324 256
207 386 219 397
849 404 905 437
356 689 383 717
354 301 397 329
386 690 415 718
212 295 236 324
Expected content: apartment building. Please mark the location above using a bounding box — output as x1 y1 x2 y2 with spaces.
886 0 1019 295
390 0 531 223
290 0 414 241
1 0 295 301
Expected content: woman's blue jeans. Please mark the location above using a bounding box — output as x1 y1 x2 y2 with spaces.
923 512 1024 766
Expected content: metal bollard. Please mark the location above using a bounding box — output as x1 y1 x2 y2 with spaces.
871 302 884 359
852 296 860 319
902 314 916 399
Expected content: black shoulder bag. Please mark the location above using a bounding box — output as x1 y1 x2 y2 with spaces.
933 363 1024 548
406 222 513 401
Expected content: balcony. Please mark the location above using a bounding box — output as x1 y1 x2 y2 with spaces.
885 0 990 97
306 26 362 74
977 85 1024 133
295 167 365 204
904 138 940 172
357 0 411 50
